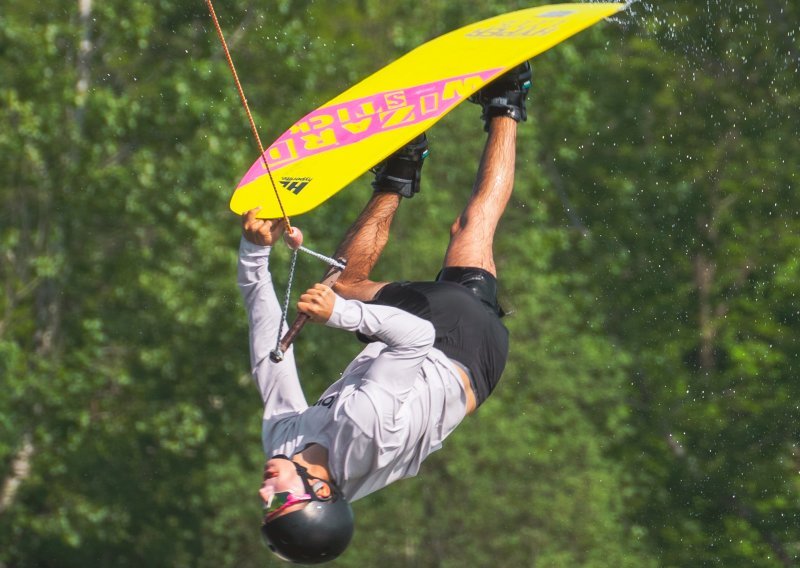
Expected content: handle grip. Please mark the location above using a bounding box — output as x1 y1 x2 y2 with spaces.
269 258 346 363
275 313 310 357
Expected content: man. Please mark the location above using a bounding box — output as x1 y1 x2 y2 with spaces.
237 62 531 564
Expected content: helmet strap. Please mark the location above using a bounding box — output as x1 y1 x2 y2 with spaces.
271 454 337 502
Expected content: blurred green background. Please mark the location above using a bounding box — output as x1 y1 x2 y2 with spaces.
1 1 798 566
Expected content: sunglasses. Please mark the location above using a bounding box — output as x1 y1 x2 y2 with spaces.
263 490 314 520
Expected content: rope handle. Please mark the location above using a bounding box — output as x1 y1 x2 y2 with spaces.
269 258 347 363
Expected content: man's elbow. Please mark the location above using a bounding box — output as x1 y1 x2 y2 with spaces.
408 320 435 351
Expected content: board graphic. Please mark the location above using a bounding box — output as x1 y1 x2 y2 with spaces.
230 3 625 217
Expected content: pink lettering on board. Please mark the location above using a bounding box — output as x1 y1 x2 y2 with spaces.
237 68 501 188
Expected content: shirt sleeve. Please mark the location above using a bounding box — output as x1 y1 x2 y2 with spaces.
237 237 308 419
326 295 435 397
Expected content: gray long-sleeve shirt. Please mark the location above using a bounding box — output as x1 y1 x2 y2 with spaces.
238 238 469 502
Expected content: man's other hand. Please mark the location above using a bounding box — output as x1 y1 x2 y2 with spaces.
297 284 336 323
242 208 285 246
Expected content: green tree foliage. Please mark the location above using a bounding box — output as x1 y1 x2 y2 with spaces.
0 1 796 566
531 1 800 565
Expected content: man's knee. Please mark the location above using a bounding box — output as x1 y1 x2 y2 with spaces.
449 218 460 240
449 214 467 239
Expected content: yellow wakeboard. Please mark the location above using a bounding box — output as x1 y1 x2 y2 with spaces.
231 3 625 217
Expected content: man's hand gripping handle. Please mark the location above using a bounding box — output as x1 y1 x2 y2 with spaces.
269 259 346 363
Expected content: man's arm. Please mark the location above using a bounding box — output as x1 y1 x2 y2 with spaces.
238 211 308 418
317 292 436 397
298 284 435 373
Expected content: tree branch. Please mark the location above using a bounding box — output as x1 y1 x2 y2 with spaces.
0 433 34 514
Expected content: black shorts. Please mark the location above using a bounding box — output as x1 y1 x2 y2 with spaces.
360 267 509 407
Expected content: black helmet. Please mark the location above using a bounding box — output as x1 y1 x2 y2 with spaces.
261 459 354 564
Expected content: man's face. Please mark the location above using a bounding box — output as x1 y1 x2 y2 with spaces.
259 457 307 514
259 457 333 520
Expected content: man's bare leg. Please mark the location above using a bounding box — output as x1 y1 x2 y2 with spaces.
332 134 428 301
442 116 517 275
332 192 401 301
